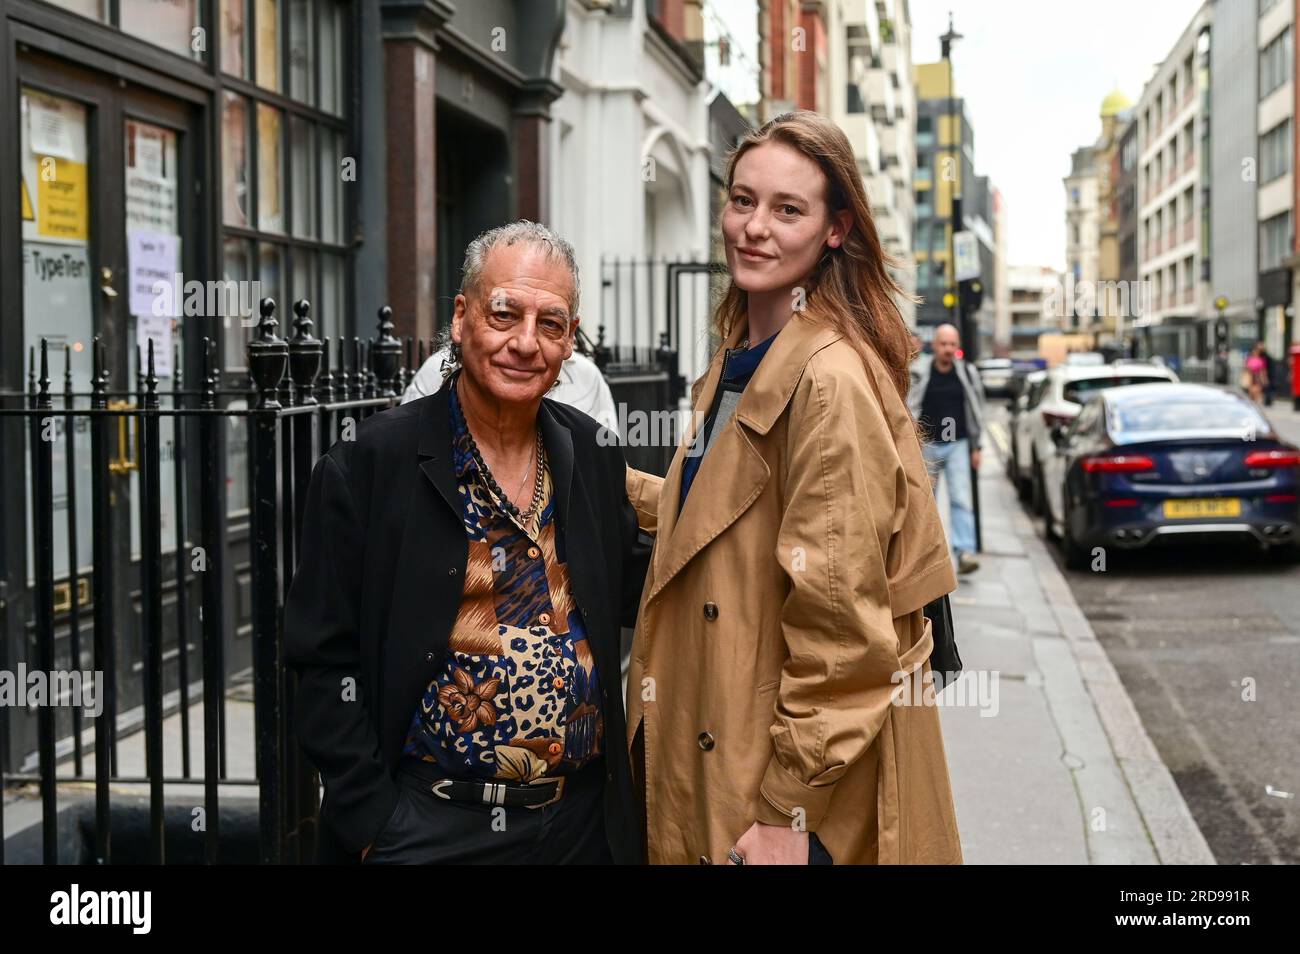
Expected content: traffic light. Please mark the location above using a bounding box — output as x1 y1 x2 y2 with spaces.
959 278 984 313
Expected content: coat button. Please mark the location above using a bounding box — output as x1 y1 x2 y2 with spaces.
698 731 715 751
538 612 551 625
698 855 712 865
527 546 540 559
703 602 718 621
448 567 458 576
425 652 435 662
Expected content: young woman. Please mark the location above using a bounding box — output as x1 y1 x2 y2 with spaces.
624 111 962 865
1244 343 1269 405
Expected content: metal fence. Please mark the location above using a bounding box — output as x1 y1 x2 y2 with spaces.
2 280 694 863
593 256 725 475
0 300 416 865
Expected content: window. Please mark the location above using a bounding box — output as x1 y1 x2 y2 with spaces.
1260 211 1292 271
45 0 201 59
917 115 934 148
1260 119 1292 182
1260 27 1292 98
846 25 869 114
220 0 352 373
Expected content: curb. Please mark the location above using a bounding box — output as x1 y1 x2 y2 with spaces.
985 440 1218 865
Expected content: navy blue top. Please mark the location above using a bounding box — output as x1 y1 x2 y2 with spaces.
679 329 780 509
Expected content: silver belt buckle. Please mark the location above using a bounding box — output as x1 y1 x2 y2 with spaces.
525 775 565 809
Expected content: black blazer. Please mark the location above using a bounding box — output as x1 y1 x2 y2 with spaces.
283 382 650 864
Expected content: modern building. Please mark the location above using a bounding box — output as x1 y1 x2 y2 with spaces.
831 0 917 326
1007 264 1063 358
1133 1 1211 368
913 58 991 349
1116 113 1140 296
1063 144 1099 336
1255 0 1294 393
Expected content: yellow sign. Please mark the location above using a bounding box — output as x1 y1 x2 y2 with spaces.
37 157 88 241
21 174 34 221
1162 498 1241 519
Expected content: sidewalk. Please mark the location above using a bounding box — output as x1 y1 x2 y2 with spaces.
1265 398 1300 446
934 430 1216 864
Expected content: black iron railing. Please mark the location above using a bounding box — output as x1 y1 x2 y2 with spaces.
0 299 415 865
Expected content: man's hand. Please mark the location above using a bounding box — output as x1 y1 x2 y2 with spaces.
727 821 808 865
970 448 981 471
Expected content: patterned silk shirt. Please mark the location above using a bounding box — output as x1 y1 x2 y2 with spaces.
401 382 604 781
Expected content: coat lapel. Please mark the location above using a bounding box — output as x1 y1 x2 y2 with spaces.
649 320 742 588
646 314 844 605
388 384 468 669
539 400 618 685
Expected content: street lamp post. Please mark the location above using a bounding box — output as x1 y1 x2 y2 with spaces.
941 12 963 336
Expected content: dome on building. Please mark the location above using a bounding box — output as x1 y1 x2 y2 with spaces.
1100 88 1132 117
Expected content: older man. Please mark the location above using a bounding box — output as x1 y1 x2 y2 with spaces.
284 221 649 864
908 323 985 574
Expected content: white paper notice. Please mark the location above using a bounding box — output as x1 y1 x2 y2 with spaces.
28 97 76 159
136 314 174 378
127 229 180 318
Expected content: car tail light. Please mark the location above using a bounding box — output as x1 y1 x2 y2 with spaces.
1082 454 1155 473
1265 493 1298 503
1244 449 1300 469
1041 410 1075 429
1103 497 1140 507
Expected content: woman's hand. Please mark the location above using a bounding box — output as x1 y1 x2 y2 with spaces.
727 821 809 865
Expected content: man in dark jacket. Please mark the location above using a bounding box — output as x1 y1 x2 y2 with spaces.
284 221 649 864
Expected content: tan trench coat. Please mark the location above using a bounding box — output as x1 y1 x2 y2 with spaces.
624 312 963 865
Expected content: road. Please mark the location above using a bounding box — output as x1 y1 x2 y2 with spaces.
983 400 1300 865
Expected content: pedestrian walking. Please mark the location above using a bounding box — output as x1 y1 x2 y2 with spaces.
907 323 985 574
1244 343 1269 405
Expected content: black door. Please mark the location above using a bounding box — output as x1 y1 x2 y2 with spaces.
6 48 209 775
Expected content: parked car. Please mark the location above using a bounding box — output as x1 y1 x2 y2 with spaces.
1040 383 1300 569
976 358 1015 397
1007 369 1049 501
1023 362 1179 515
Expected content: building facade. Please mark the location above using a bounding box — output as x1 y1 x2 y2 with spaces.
830 0 917 326
1134 2 1211 368
913 59 974 338
1256 0 1294 391
550 0 712 382
1007 264 1063 358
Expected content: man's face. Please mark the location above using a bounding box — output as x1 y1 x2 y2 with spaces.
932 327 960 365
451 243 577 406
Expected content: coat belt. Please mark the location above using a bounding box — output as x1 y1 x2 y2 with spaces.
877 614 936 865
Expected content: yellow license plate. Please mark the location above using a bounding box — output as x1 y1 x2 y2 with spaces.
1162 498 1241 519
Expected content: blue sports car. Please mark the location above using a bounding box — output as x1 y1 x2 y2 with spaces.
1040 383 1300 569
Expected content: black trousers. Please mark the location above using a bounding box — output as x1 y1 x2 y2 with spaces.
362 759 613 865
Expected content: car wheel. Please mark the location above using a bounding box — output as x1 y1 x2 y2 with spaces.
1015 454 1032 503
1031 457 1047 517
1062 510 1090 571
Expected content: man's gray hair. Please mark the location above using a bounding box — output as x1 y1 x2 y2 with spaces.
460 219 580 316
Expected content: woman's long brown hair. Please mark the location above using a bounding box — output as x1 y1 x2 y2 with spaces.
715 109 917 402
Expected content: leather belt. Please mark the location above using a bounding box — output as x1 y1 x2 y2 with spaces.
398 759 566 809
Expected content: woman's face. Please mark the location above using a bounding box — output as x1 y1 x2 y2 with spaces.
721 140 850 295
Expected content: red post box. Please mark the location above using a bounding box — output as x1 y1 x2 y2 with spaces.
1291 344 1300 409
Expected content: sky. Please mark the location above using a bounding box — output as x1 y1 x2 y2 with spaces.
909 0 1205 271
704 0 1207 272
